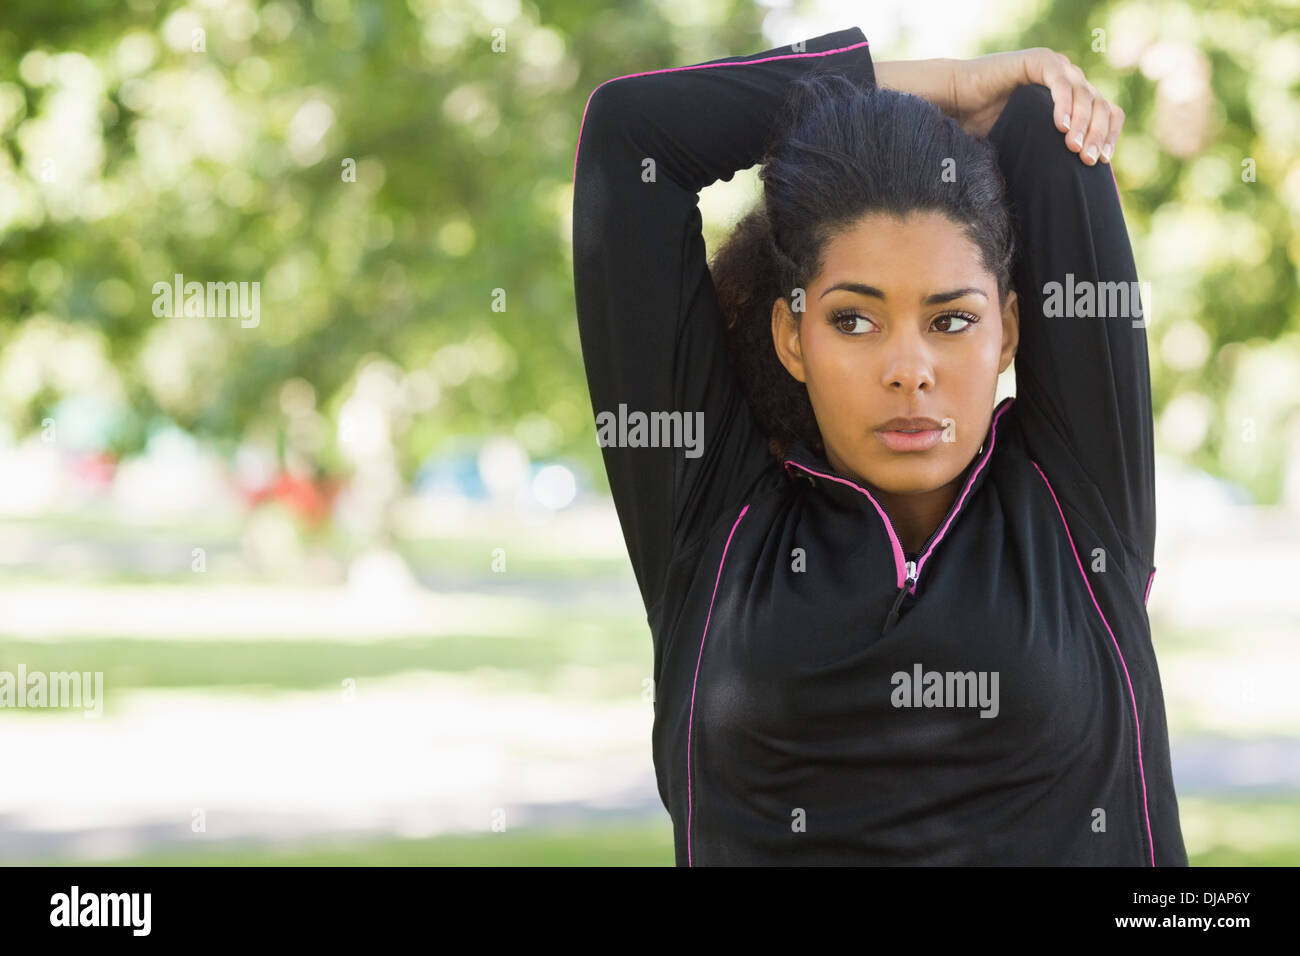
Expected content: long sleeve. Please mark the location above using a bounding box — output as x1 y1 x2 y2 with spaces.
988 83 1157 581
571 28 877 616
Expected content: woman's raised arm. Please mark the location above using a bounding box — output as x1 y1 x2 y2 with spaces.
990 82 1157 589
571 28 876 616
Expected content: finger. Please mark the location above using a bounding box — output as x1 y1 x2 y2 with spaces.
1065 81 1096 156
1041 54 1076 133
1078 93 1112 165
1099 104 1126 163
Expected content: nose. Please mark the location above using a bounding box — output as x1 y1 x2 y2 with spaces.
879 332 935 392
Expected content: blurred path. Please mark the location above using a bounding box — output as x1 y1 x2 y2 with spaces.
0 673 660 862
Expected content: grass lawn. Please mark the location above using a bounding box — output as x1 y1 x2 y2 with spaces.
9 796 1297 866
0 625 652 702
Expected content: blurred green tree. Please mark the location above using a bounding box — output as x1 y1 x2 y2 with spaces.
0 0 1295 503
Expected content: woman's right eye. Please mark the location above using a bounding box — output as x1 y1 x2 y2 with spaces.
829 310 873 335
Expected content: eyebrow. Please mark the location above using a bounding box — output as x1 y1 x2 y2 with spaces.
819 282 988 305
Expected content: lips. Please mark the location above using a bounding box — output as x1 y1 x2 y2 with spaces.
873 416 946 453
875 416 943 434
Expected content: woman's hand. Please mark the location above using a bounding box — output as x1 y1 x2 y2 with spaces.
949 48 1125 164
876 50 1125 165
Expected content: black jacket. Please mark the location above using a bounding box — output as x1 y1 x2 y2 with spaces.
571 26 1187 865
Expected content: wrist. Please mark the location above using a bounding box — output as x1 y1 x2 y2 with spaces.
874 58 959 115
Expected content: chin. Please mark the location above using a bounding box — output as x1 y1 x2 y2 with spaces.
866 455 956 494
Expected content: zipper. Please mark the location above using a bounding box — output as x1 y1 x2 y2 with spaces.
883 559 918 634
879 454 977 634
875 458 979 635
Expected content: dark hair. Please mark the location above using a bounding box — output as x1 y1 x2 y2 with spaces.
711 72 1016 461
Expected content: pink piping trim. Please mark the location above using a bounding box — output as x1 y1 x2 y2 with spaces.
1031 459 1156 867
1144 567 1156 605
686 503 749 867
571 40 871 185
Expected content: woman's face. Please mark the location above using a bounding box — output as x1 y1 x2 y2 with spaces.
772 210 1019 497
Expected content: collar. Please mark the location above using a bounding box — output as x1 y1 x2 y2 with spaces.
781 396 1014 587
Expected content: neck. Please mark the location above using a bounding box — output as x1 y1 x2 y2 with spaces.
870 477 963 557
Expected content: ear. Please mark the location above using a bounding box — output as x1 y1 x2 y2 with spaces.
998 289 1019 374
771 296 808 384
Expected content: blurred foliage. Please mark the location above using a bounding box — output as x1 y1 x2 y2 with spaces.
989 1 1300 503
0 0 1297 500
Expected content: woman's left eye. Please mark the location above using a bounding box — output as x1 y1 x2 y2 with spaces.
933 312 980 334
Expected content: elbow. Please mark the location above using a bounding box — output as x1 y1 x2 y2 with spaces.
993 83 1108 187
574 77 647 196
579 75 642 144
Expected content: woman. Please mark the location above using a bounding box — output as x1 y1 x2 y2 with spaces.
571 26 1187 866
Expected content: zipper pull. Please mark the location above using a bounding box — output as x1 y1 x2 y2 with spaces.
882 560 918 635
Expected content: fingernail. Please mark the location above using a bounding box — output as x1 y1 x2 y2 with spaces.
1073 132 1084 147
1062 115 1071 130
1085 144 1099 162
1101 143 1114 161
